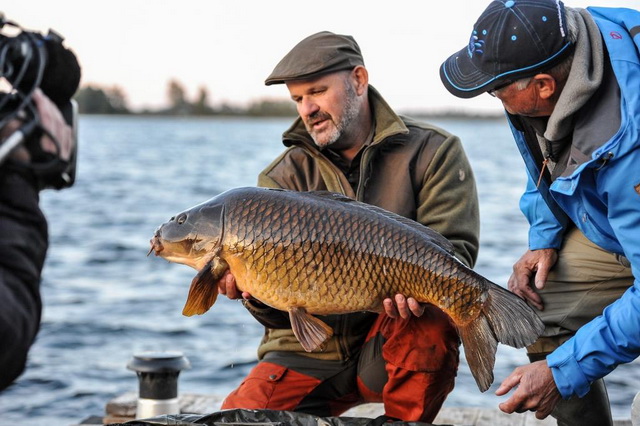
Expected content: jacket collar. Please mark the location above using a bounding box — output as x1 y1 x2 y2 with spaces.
508 47 621 180
507 8 622 180
282 85 409 150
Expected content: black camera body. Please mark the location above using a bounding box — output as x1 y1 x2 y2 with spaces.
30 98 79 190
0 14 81 190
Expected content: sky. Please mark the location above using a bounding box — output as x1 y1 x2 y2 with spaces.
3 0 640 114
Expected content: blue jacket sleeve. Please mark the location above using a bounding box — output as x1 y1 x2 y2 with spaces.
547 283 640 398
546 160 640 398
519 175 566 250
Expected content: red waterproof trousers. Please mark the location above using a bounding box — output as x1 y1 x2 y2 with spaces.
221 305 460 422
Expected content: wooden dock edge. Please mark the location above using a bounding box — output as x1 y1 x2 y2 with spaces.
96 392 635 426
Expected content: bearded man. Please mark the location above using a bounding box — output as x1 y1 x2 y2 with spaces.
216 31 480 423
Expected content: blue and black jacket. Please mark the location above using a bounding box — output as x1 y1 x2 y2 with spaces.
508 6 640 398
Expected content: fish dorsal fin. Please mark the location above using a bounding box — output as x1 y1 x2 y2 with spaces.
288 306 334 352
182 257 228 316
306 190 456 256
305 190 355 203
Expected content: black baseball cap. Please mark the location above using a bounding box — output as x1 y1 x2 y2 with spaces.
265 31 364 86
440 0 574 98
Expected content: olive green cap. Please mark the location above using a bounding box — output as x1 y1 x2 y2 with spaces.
265 31 364 86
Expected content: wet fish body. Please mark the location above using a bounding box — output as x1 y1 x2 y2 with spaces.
150 187 543 392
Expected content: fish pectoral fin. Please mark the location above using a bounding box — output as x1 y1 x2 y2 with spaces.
182 258 228 316
288 307 333 352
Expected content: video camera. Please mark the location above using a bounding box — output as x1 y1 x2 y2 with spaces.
0 13 81 190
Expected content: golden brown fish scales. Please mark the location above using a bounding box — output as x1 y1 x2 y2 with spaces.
220 191 484 321
150 187 544 392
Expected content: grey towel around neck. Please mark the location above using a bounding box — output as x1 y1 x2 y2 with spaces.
543 7 605 142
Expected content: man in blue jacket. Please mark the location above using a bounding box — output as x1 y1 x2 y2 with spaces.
441 0 639 424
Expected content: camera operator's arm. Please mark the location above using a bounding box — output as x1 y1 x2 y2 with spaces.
0 90 72 391
0 158 47 391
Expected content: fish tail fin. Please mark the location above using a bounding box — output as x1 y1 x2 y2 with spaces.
182 267 219 316
484 284 545 348
459 284 545 392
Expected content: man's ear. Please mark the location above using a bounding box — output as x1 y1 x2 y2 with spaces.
351 66 369 95
534 74 557 100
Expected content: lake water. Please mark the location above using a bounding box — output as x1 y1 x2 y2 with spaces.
1 115 637 425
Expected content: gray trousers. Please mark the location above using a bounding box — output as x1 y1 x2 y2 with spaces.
527 226 633 354
526 226 633 426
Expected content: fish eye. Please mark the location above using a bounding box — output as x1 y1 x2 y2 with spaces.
176 213 187 225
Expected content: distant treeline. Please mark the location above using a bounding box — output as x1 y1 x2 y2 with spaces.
74 79 297 117
74 79 504 119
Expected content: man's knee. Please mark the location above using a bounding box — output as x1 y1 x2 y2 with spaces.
374 307 460 372
221 361 321 411
533 227 632 338
527 335 572 356
382 364 456 423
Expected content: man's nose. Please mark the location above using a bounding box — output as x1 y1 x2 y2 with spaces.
298 98 320 117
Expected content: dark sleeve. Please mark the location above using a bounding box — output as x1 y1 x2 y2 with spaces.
416 135 480 268
241 299 292 329
0 165 47 391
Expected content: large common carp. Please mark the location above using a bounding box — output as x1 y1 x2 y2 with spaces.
150 187 543 392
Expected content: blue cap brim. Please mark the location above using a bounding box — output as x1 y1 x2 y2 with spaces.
440 42 575 99
439 46 501 99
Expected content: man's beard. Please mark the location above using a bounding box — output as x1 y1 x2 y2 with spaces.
307 82 360 148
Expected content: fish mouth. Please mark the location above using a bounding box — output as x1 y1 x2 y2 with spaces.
148 234 164 256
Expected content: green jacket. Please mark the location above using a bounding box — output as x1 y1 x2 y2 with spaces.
246 86 480 361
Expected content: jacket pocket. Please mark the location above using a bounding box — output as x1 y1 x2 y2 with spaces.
222 361 321 410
